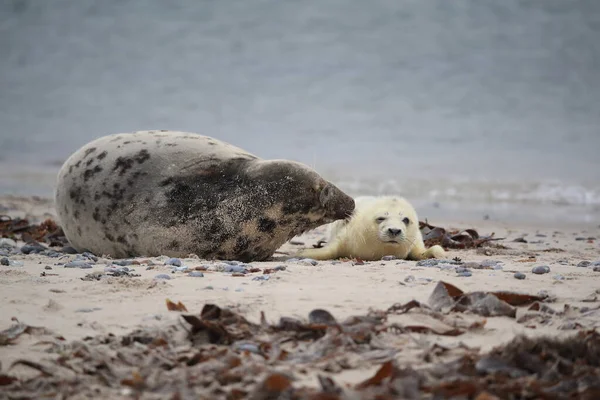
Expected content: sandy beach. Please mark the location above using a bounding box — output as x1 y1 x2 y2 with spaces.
1 194 599 398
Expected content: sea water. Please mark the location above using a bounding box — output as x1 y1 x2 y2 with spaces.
1 0 599 225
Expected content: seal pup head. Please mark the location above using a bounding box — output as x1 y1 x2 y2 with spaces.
245 159 355 224
353 196 419 247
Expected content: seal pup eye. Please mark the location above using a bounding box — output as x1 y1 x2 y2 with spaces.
376 217 386 223
402 217 410 224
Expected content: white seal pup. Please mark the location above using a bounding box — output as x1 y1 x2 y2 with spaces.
296 196 445 261
54 130 355 262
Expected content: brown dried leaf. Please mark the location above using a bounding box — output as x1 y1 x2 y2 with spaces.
9 360 54 376
356 360 394 389
181 314 233 344
257 372 292 394
165 299 188 312
429 379 478 397
489 291 544 306
0 374 18 386
428 281 464 312
121 371 145 389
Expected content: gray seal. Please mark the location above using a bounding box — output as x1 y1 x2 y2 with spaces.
54 130 354 262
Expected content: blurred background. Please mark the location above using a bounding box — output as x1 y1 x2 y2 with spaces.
1 0 599 225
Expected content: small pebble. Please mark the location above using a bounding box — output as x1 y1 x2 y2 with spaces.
44 266 52 270
172 266 189 272
456 267 470 273
438 264 455 271
21 243 46 255
234 343 261 354
577 261 590 268
594 266 600 272
104 266 129 274
273 265 287 271
404 275 415 283
285 258 300 262
0 257 9 266
552 274 565 281
204 285 214 290
224 265 247 273
532 265 551 275
480 259 502 268
60 246 78 254
308 309 337 325
64 260 93 269
416 259 439 267
457 271 472 277
0 238 18 249
154 274 171 280
235 288 244 292
381 255 396 261
75 307 102 313
222 260 241 265
514 272 526 280
493 264 503 270
42 250 62 258
112 259 133 266
164 258 182 267
253 275 270 281
188 271 204 277
81 252 98 262
299 258 318 266
9 260 24 267
591 261 600 266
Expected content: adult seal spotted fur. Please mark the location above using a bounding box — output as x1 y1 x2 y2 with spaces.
54 130 355 262
296 196 445 261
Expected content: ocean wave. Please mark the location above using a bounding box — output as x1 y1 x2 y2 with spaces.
337 178 600 208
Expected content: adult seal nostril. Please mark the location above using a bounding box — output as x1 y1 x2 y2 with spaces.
54 130 354 262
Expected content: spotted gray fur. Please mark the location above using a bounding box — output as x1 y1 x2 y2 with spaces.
55 130 354 262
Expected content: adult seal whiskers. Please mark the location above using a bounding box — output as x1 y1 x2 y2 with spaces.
54 130 355 262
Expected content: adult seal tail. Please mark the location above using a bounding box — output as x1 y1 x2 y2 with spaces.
54 130 355 262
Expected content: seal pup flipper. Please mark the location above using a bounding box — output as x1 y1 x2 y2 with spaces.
407 232 446 260
295 243 343 260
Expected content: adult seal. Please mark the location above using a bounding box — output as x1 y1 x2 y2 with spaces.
54 130 355 262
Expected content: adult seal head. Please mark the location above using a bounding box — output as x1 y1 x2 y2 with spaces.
54 130 355 262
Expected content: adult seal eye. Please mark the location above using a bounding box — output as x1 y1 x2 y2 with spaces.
319 185 332 207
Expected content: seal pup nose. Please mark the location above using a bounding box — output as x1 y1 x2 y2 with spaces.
387 228 402 236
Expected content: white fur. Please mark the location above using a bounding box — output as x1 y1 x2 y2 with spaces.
296 196 446 261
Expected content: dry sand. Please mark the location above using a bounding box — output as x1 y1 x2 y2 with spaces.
1 195 599 397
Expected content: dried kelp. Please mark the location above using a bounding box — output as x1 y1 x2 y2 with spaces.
0 216 68 247
420 220 504 249
1 285 598 399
